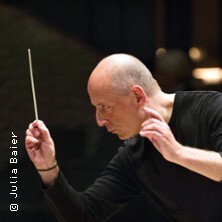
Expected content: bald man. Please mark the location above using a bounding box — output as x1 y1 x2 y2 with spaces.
25 54 222 222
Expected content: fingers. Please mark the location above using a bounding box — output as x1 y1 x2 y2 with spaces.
35 120 51 139
141 106 164 122
140 130 161 142
25 120 52 149
25 135 40 149
140 114 170 143
141 117 163 130
27 120 51 139
140 107 168 137
140 118 170 136
140 122 162 140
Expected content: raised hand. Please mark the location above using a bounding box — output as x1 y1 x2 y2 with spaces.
25 120 58 185
139 107 182 162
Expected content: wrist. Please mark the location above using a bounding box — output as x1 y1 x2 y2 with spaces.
169 143 184 164
38 164 59 187
36 160 58 172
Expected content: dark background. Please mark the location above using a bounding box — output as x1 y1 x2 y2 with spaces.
1 0 222 221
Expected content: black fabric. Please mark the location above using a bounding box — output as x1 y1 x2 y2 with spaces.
44 91 222 222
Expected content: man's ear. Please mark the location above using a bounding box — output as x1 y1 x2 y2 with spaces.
130 85 147 106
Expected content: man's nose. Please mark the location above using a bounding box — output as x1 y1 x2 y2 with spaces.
96 110 109 126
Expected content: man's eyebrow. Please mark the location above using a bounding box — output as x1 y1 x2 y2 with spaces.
97 104 111 109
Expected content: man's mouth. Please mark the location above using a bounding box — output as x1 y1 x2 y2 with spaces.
108 129 116 134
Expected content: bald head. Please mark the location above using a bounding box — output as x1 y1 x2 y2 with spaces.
88 54 159 96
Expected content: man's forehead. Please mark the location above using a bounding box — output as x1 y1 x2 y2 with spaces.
88 88 123 107
89 91 114 103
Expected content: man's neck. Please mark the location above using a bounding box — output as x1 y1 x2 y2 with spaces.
153 92 175 123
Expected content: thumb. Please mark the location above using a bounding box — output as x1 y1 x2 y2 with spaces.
33 120 52 142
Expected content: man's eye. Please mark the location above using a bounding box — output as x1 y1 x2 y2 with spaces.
103 106 110 110
97 105 111 112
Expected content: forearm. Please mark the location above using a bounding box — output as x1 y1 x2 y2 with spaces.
43 171 87 222
174 145 222 182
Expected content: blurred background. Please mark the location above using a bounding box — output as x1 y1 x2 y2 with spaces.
1 0 222 221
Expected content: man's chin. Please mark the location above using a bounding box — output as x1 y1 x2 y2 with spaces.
117 133 134 140
110 130 137 140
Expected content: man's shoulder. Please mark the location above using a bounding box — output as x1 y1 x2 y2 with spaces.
175 90 222 106
176 90 222 99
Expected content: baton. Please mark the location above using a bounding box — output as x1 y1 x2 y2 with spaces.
27 49 39 121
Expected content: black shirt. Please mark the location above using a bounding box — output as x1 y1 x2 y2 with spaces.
44 91 222 222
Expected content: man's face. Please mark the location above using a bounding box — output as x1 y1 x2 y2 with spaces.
88 87 143 140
